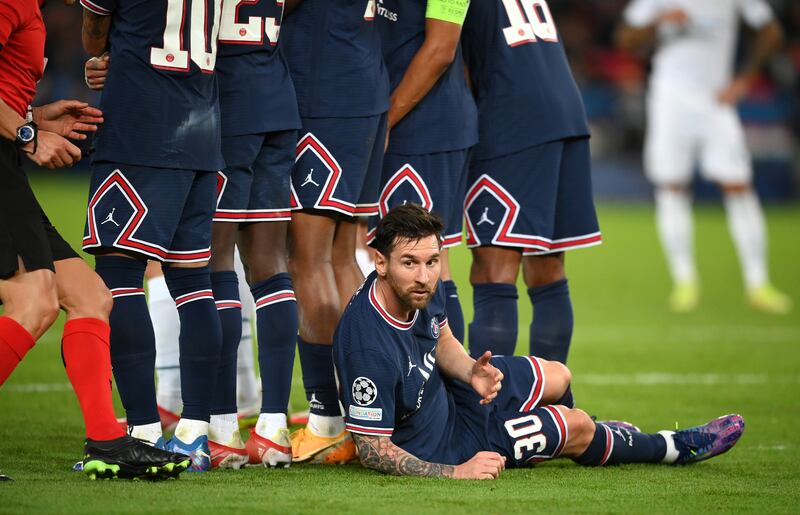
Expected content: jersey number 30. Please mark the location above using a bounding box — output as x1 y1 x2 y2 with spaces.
504 414 547 460
151 0 223 73
501 0 558 47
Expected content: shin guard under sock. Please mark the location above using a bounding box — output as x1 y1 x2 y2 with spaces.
95 256 159 426
164 266 222 422
528 279 573 364
251 273 297 414
0 316 36 386
443 280 465 342
210 271 242 416
62 318 126 441
575 423 667 466
297 337 340 417
468 283 518 358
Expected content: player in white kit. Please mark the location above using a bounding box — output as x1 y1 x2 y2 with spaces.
617 0 791 314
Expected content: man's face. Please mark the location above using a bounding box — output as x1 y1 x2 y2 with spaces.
376 235 441 311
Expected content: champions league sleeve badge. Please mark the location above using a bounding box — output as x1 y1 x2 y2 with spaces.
352 377 378 406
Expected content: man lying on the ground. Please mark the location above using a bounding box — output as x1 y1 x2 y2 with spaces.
333 204 744 479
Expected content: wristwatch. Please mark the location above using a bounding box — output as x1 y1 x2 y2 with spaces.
15 121 38 154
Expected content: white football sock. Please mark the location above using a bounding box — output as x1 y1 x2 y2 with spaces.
129 422 163 446
209 413 242 446
655 188 697 284
234 248 261 410
148 275 182 414
174 419 209 443
307 414 345 438
658 430 679 464
723 190 769 291
255 413 288 439
355 247 374 276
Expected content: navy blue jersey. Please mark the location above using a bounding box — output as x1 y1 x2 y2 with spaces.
379 0 477 154
334 272 472 464
461 0 589 160
216 0 300 135
81 0 225 171
280 0 390 118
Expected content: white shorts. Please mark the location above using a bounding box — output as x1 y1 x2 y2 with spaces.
644 88 752 186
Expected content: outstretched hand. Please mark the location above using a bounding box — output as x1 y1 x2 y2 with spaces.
470 351 503 405
34 100 103 141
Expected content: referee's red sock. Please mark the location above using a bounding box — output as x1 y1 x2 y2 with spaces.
0 316 36 386
62 318 126 441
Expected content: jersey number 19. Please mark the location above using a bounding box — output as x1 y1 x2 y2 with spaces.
151 0 223 73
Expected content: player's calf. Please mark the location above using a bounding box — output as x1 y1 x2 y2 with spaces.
0 269 59 341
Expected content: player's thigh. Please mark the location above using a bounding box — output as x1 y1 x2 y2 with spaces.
238 221 290 282
644 92 696 186
464 144 560 255
292 116 383 217
289 210 337 264
699 106 752 184
489 406 572 467
83 163 209 264
487 355 569 412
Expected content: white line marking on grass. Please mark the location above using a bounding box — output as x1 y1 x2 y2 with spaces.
576 326 800 345
577 373 800 386
4 382 72 392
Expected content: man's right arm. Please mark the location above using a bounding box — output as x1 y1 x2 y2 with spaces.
615 0 688 52
81 7 112 56
352 433 505 480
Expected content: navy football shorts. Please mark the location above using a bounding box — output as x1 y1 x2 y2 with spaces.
464 137 601 255
215 130 298 223
291 114 386 217
82 163 216 263
448 355 570 468
367 149 469 248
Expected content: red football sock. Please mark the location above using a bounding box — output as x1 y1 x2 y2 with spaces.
62 318 126 441
0 316 36 386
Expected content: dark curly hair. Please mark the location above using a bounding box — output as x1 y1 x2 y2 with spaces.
372 204 444 257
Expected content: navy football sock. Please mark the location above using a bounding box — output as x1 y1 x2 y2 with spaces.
298 337 340 417
209 271 241 416
468 283 518 358
251 273 297 414
528 279 573 364
556 385 575 408
442 280 465 342
575 423 667 466
163 266 222 422
94 256 159 426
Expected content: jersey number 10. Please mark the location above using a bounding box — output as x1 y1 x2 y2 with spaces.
501 0 559 47
151 0 223 73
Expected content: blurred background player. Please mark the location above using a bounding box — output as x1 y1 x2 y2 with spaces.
281 0 390 463
369 0 476 343
461 0 601 367
616 0 791 314
209 0 301 469
1 0 188 480
80 0 224 471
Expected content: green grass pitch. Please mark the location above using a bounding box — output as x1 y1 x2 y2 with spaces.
1 173 798 514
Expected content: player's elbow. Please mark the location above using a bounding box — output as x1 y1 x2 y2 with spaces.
425 41 459 72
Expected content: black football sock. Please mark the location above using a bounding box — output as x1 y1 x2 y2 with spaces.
442 280 465 342
164 266 222 423
95 256 159 426
528 279 573 364
251 273 297 414
298 337 340 417
575 423 667 466
209 271 241 417
468 283 518 358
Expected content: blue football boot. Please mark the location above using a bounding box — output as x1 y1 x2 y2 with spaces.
668 414 745 465
166 435 212 472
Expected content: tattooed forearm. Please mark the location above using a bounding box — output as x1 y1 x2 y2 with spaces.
352 433 455 478
82 11 112 56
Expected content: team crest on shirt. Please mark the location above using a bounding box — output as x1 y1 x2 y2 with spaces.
352 377 378 406
430 317 440 339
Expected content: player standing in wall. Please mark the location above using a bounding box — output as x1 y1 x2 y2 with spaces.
368 0 477 343
280 0 390 463
616 0 791 314
1 0 189 480
461 0 601 372
80 0 225 471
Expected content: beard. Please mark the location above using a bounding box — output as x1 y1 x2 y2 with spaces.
385 272 437 311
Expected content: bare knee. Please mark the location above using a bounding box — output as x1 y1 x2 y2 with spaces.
60 275 113 321
470 247 521 284
560 408 596 457
522 253 565 288
540 359 571 403
4 281 59 340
